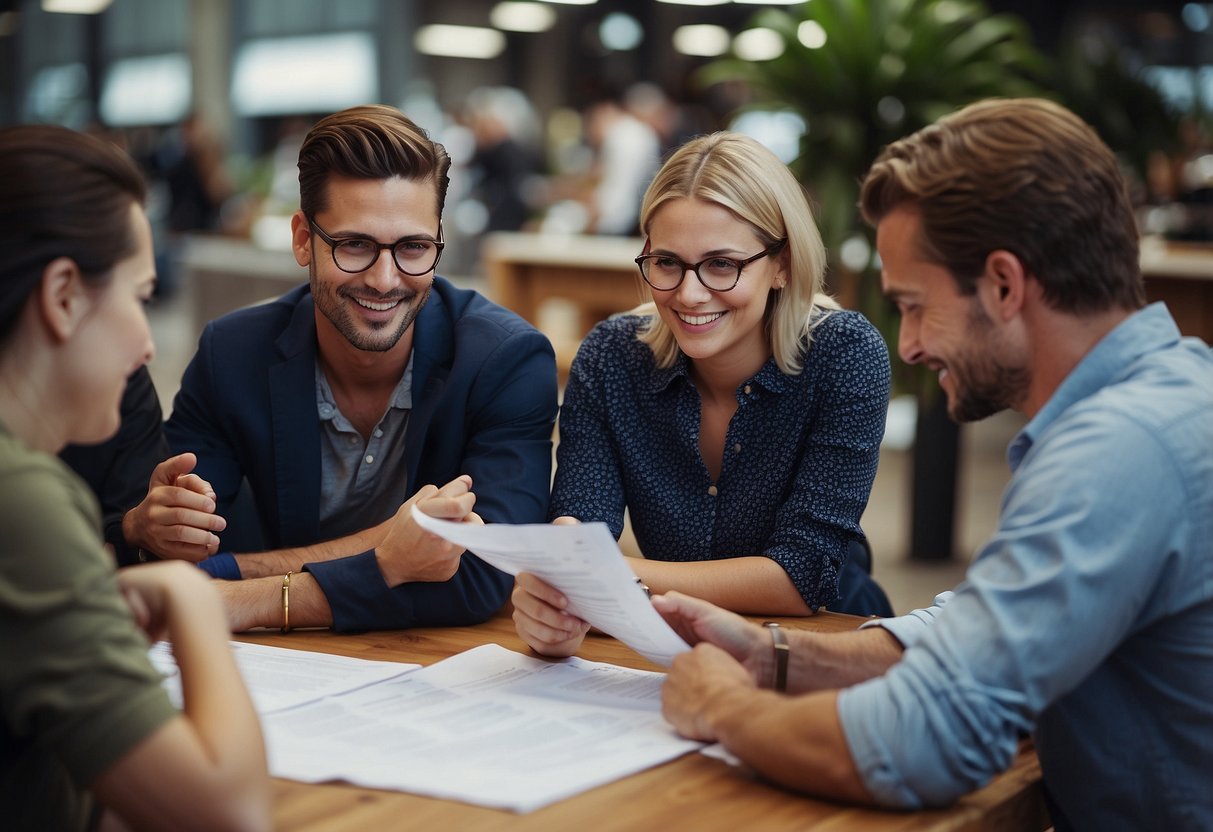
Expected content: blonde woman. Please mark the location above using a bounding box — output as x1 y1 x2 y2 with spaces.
515 132 891 657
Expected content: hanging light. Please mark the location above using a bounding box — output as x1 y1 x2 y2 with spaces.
42 0 113 13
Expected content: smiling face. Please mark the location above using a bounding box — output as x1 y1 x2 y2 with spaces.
878 207 1029 422
294 174 440 356
645 197 786 383
66 203 157 444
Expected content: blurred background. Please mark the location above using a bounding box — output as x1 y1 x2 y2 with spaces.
1 0 1210 612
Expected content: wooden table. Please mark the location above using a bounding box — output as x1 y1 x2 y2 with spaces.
238 613 1048 832
482 231 647 374
1141 236 1213 344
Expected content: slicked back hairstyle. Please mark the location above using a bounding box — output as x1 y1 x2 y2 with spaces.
298 104 452 219
0 124 147 344
860 97 1145 314
637 131 838 375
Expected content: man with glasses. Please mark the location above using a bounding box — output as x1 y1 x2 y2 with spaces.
655 99 1213 829
160 105 558 632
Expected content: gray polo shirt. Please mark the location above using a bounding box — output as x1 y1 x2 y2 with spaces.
315 357 413 541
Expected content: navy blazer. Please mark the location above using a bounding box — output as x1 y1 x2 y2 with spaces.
166 278 558 631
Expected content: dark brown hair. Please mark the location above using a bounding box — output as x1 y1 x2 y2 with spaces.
0 124 147 342
860 98 1144 313
298 104 452 219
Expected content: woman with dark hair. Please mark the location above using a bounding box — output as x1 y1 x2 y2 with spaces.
0 125 270 831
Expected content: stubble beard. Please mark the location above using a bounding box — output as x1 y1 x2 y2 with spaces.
945 303 1030 423
310 260 430 353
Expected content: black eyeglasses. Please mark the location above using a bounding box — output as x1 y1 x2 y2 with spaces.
308 218 444 276
634 239 787 292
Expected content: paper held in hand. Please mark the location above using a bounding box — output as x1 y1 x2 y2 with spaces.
411 506 690 666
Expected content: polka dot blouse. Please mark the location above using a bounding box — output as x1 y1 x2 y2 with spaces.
549 309 891 609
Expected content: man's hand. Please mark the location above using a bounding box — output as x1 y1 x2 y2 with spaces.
662 643 757 742
122 453 227 562
375 475 481 587
651 591 770 683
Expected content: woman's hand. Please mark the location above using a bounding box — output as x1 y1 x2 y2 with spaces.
512 571 591 658
116 559 214 642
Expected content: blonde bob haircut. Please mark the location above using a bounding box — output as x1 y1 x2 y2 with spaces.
636 131 837 375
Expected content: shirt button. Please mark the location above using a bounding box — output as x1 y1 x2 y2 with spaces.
319 404 333 418
733 443 742 453
348 436 358 445
707 485 718 497
365 454 374 464
743 385 752 395
374 429 383 438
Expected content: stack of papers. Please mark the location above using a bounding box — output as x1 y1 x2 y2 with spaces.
148 640 415 713
151 641 704 812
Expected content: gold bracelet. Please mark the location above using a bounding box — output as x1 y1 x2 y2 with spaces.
763 622 789 692
281 571 293 634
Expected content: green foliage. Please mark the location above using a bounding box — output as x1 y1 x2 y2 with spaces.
701 0 1185 395
701 0 1049 259
1052 36 1184 179
698 0 1049 393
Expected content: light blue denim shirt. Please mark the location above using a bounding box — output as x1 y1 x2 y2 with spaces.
839 304 1213 830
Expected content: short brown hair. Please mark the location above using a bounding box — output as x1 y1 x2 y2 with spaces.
0 124 147 343
298 104 451 219
859 98 1144 313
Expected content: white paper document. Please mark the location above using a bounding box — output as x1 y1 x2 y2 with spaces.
411 506 691 666
262 643 705 812
148 640 418 713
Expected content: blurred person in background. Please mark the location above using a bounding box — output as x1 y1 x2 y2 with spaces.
583 88 661 236
0 124 269 831
462 86 543 233
161 113 232 235
625 82 703 159
152 112 235 296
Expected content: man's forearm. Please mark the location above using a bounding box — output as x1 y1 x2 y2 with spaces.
216 573 333 632
710 688 872 804
233 521 389 579
789 628 904 692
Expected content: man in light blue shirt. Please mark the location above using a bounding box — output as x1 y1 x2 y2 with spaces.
654 98 1213 831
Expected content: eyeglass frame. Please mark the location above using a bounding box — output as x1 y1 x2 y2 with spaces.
307 217 445 276
633 238 788 293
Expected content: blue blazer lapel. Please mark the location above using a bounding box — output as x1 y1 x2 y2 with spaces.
269 292 322 546
406 281 455 488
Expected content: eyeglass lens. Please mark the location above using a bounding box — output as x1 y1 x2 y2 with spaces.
331 238 440 275
638 255 743 291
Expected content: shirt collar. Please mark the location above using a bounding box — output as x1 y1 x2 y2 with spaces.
315 353 414 423
1007 302 1180 470
646 350 790 396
